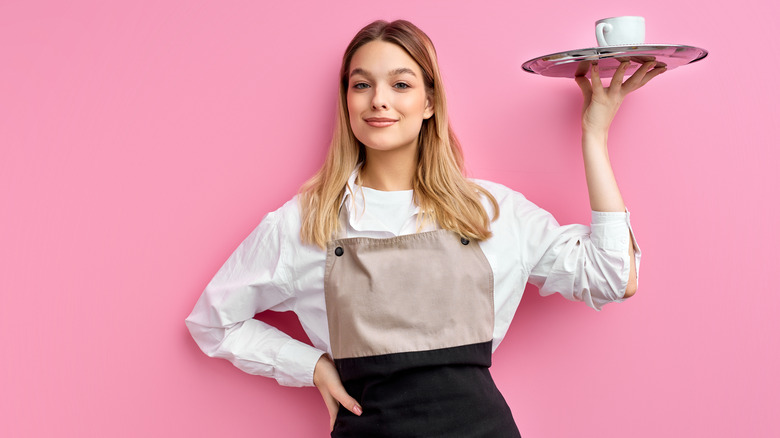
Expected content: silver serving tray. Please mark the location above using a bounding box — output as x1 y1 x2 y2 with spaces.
522 44 708 78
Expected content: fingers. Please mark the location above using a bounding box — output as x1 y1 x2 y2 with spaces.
574 75 592 100
609 61 631 93
582 60 666 94
321 392 340 431
638 65 667 87
324 383 361 431
329 382 363 416
622 61 659 91
590 63 604 93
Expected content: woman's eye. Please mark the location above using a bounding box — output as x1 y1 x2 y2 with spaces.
394 82 410 89
354 83 369 89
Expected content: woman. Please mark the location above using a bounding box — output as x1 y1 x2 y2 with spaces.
186 19 661 437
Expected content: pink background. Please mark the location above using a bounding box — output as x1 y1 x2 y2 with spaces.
2 1 778 437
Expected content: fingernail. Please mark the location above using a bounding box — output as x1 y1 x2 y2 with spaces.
353 405 362 415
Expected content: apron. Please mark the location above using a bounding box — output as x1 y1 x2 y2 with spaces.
324 207 522 438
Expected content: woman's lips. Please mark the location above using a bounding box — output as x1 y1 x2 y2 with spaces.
364 118 397 127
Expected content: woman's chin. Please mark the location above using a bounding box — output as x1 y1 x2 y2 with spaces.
360 140 418 155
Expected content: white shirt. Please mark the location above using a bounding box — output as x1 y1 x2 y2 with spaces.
185 173 641 388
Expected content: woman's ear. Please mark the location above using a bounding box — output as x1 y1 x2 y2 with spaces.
423 98 434 120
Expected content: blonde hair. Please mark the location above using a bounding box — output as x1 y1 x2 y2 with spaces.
299 19 499 248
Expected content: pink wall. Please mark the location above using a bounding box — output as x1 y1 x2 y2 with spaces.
2 1 778 436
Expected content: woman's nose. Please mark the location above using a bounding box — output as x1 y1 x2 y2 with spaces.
371 86 389 110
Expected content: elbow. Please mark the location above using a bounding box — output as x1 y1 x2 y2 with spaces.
185 318 230 357
623 280 638 298
623 250 639 298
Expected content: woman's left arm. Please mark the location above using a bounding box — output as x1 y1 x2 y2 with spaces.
574 60 666 297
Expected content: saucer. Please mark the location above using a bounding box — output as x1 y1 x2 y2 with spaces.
522 44 708 78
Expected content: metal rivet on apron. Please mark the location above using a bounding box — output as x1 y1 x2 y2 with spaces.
335 247 344 257
460 237 470 245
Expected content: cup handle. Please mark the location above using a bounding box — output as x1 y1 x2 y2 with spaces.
596 22 612 46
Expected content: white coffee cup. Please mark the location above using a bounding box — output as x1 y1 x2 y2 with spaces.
595 16 645 46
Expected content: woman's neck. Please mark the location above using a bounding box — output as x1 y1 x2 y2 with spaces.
361 147 417 191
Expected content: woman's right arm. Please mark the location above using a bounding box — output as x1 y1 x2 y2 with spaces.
184 209 325 388
186 202 363 430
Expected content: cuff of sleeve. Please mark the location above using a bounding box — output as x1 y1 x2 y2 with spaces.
590 208 642 299
275 340 326 388
590 208 635 252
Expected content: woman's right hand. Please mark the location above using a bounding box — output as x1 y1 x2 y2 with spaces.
313 354 362 431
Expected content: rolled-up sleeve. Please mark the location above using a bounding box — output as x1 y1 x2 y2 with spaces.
185 210 325 387
526 206 641 311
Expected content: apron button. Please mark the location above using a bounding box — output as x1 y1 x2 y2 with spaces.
335 247 344 256
460 237 470 245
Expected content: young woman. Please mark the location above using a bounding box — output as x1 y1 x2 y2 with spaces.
186 19 662 437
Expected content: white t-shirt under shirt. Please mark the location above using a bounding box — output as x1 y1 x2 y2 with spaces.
185 171 641 388
360 186 416 236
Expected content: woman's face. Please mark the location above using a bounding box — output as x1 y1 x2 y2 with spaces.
346 40 433 155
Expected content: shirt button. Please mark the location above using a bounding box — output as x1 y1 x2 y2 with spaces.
335 247 344 257
460 237 470 245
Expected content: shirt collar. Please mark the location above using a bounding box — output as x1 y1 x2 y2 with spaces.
338 168 360 209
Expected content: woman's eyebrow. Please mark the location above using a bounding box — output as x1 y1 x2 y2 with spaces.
388 67 417 77
349 67 417 78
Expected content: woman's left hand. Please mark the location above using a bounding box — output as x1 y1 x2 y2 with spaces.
575 61 666 136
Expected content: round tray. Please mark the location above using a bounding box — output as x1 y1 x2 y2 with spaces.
522 44 708 78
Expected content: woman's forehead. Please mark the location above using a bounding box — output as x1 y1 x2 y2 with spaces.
348 41 422 78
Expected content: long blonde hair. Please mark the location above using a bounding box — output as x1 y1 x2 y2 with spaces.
299 19 499 248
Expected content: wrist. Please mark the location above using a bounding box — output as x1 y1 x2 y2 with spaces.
582 126 609 143
313 353 331 386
